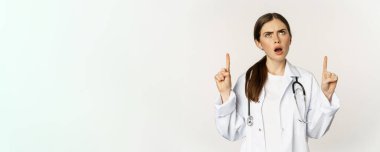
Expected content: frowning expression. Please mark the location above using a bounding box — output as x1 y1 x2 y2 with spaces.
255 19 292 62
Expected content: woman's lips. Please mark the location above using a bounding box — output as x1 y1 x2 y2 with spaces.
274 48 283 55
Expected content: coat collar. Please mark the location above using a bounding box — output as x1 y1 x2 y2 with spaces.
257 60 301 103
284 60 300 78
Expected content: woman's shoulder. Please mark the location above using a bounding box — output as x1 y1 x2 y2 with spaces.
289 64 316 81
295 66 313 76
286 61 312 76
236 72 247 84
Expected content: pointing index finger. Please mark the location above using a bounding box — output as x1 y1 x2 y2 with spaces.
323 56 328 72
226 53 230 72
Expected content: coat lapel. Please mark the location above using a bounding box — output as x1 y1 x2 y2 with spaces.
258 60 301 103
280 60 301 101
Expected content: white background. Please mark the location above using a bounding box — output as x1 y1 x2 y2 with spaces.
1 0 380 151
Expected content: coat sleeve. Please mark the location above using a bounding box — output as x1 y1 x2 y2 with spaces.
306 75 340 139
214 76 246 141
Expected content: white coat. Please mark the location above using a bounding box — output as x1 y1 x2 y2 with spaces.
215 61 340 152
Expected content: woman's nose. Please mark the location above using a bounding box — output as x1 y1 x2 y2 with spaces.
273 34 280 43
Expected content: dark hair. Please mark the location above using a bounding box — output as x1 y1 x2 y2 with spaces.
245 13 292 102
253 13 292 41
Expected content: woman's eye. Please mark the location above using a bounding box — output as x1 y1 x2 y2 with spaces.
264 34 271 38
280 31 286 35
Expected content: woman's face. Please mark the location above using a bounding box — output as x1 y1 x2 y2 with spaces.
255 19 291 63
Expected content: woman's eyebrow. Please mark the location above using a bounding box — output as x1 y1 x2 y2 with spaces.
263 29 287 34
263 31 273 34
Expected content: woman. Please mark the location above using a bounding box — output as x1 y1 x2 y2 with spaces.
214 13 340 152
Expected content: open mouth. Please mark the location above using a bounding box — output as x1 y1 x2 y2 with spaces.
274 47 283 55
274 48 282 52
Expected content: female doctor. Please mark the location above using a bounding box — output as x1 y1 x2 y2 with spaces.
214 13 340 152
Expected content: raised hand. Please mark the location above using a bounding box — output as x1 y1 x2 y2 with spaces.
214 53 232 103
321 56 338 102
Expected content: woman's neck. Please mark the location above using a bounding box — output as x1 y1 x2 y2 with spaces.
266 58 286 76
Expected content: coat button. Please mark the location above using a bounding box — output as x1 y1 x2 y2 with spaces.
259 128 262 131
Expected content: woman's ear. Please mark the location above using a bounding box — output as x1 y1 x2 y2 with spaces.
255 40 263 50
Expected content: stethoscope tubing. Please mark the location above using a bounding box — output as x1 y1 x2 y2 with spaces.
247 76 307 126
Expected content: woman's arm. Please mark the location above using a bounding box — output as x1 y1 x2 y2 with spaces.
306 75 340 139
215 81 247 141
214 53 246 141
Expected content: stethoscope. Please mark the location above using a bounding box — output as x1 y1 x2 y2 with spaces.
246 76 308 127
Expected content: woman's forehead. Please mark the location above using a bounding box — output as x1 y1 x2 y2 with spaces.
261 19 288 32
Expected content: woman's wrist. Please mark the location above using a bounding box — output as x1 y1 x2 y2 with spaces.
220 90 231 104
323 92 333 102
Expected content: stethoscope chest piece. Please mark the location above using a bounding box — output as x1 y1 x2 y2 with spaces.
247 115 253 126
